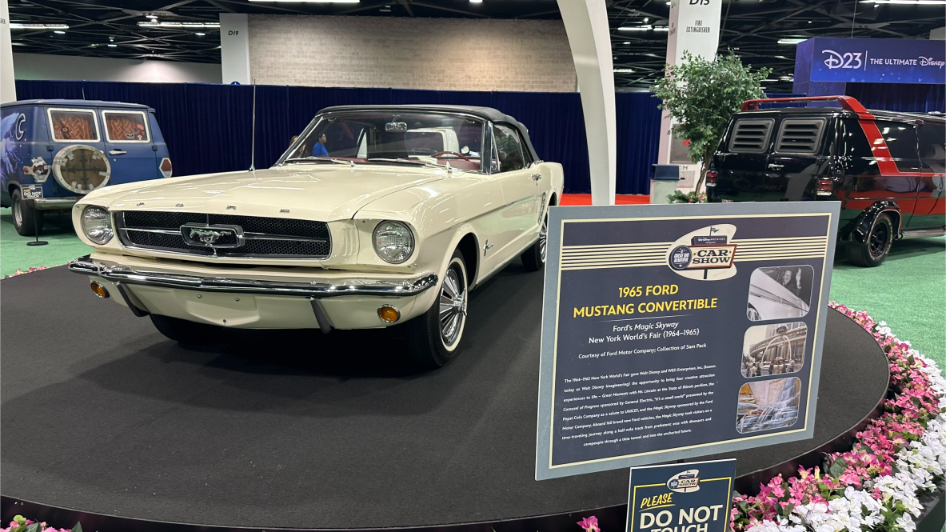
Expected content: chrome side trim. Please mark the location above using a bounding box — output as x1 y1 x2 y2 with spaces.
67 255 438 298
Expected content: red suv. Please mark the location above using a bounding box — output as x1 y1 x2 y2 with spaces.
707 96 945 267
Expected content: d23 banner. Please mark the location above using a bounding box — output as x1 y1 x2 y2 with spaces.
535 202 840 480
627 460 736 532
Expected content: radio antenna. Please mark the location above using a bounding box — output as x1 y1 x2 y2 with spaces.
249 80 257 171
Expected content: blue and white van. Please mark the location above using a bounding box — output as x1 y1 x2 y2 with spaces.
1 99 172 236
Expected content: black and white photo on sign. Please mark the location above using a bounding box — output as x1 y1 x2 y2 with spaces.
741 322 807 378
736 378 801 434
746 265 813 321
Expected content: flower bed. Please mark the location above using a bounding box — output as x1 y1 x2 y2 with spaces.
731 303 946 532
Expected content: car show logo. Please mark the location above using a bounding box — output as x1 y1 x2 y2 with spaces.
181 224 244 248
667 469 701 493
666 225 738 281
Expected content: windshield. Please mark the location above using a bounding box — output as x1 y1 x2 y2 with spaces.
280 111 486 172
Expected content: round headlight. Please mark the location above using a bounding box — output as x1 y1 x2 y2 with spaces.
373 221 414 264
81 206 113 245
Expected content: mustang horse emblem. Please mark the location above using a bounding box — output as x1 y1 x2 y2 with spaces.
190 228 225 245
180 224 243 248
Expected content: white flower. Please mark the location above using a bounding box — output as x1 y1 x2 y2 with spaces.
896 513 916 532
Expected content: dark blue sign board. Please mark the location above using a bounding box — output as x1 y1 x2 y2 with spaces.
627 460 736 532
535 202 839 480
794 37 945 96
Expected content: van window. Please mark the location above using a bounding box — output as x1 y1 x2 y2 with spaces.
917 123 946 173
774 118 826 154
103 110 150 142
48 109 99 141
876 120 921 172
728 119 774 153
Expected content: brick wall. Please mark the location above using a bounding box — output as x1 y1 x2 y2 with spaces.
248 15 577 92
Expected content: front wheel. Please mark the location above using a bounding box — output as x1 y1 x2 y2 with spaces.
11 188 44 236
846 213 893 267
150 314 224 346
405 250 469 369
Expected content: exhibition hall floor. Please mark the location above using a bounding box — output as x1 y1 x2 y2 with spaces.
1 264 890 529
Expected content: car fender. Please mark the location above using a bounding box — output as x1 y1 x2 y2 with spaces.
846 201 902 244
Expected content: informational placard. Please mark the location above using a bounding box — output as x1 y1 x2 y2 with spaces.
627 459 736 532
535 202 839 480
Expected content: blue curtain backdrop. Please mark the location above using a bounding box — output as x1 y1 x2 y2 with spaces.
14 80 663 195
845 83 945 113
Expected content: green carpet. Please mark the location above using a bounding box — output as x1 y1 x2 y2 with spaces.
829 236 946 371
1 207 943 370
0 207 91 278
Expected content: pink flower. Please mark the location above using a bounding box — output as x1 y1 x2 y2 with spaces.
578 516 600 532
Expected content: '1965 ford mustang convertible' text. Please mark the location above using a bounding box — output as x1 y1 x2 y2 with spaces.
68 105 564 367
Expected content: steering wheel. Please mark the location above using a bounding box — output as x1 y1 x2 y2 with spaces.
431 151 471 161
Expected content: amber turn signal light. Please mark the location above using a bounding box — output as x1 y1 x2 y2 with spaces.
90 281 110 298
378 305 400 323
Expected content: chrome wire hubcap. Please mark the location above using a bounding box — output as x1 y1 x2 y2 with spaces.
438 266 467 347
539 214 548 263
12 198 22 226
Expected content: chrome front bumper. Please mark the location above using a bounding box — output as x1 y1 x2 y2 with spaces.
67 255 438 332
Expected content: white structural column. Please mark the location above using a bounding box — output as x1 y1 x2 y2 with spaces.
557 0 616 206
220 13 251 85
0 0 16 103
656 0 722 185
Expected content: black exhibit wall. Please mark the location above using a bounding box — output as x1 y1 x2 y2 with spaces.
14 80 663 195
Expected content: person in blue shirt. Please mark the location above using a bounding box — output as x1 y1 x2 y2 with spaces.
312 133 329 157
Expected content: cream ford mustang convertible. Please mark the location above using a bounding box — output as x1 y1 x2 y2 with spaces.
68 105 564 367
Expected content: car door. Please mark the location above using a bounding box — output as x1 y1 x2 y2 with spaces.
491 123 539 259
764 116 832 201
46 106 110 196
913 122 946 229
100 108 161 185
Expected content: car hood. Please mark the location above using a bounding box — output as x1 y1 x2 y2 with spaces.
84 165 450 221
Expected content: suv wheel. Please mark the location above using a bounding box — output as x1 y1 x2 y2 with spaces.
11 188 44 237
150 314 224 346
405 250 469 369
847 213 893 267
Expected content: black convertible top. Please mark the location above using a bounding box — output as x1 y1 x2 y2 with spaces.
317 104 540 162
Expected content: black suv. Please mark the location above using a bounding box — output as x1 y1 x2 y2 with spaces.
707 96 945 267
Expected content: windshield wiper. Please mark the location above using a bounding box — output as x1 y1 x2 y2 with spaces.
366 158 447 169
283 157 355 166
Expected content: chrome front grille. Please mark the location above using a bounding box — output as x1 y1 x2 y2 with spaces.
116 211 331 259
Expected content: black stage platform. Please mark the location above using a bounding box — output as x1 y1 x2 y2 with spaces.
1 265 891 529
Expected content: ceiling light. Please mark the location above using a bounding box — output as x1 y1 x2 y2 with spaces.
138 21 221 28
470 0 483 3
778 37 808 44
9 23 69 30
762 79 779 82
108 44 118 47
623 41 630 44
195 32 206 36
643 17 649 22
53 30 65 34
614 68 635 73
860 0 945 4
653 26 669 31
619 25 653 31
